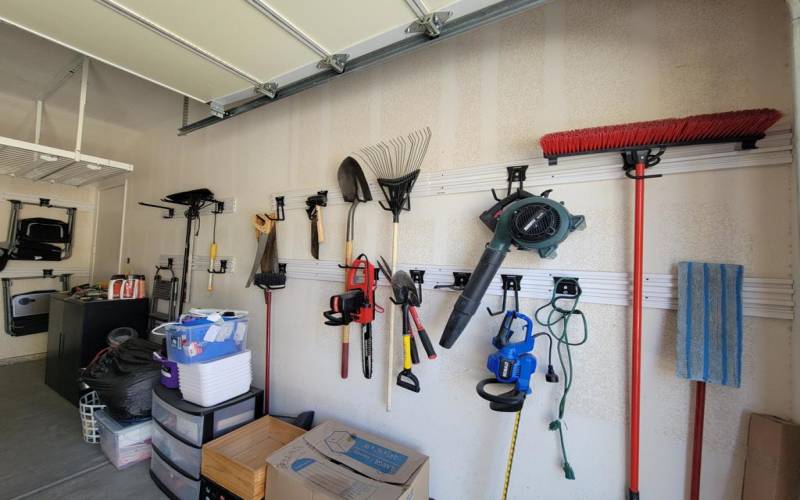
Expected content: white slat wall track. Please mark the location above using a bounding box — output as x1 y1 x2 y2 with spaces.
282 259 794 320
271 130 793 209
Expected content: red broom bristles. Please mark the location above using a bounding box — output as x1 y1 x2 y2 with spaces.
540 108 782 158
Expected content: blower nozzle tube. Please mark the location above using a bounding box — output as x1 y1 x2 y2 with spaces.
440 245 507 348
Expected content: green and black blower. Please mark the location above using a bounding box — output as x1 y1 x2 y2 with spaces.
439 190 585 348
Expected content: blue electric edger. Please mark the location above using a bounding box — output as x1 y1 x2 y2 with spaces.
476 310 557 412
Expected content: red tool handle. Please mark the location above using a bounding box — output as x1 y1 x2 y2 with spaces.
690 382 706 500
629 160 645 500
409 306 437 359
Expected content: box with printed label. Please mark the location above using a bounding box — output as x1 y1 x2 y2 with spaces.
265 420 429 500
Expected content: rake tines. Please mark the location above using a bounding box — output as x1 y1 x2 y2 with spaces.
357 126 431 181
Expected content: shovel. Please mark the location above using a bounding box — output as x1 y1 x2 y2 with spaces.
337 156 372 378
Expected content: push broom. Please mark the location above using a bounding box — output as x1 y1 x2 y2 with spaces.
539 108 781 500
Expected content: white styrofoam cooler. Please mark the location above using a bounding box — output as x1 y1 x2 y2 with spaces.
177 350 252 406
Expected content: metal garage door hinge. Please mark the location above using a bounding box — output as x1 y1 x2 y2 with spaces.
317 54 349 74
406 11 452 37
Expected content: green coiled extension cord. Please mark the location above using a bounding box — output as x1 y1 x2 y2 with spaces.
535 278 588 480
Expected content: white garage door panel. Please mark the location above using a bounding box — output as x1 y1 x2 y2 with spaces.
0 0 246 101
117 0 318 83
265 0 417 53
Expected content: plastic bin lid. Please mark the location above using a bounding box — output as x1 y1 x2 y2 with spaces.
95 409 151 433
154 384 262 415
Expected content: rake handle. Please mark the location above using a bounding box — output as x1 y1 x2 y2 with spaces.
386 222 399 411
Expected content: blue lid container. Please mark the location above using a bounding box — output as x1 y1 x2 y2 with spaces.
165 312 248 364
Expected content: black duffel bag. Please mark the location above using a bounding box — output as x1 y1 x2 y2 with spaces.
17 217 70 243
82 338 162 421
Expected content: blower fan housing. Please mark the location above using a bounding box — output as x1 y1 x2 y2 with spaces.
506 196 585 258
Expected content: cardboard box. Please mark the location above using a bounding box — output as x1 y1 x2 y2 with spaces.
741 413 800 500
202 416 306 500
265 420 429 500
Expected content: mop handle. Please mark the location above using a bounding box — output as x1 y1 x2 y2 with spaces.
690 382 706 500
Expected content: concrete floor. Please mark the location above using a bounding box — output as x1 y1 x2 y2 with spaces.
1 360 165 500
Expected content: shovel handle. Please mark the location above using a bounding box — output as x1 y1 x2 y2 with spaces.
341 239 353 379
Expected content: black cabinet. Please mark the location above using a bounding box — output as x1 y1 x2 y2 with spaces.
44 295 148 406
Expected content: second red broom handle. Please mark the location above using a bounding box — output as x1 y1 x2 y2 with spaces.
265 289 272 415
630 161 645 499
690 382 706 500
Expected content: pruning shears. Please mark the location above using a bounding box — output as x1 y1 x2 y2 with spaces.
378 256 437 393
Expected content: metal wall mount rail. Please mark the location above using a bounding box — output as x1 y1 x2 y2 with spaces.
178 0 550 135
270 129 793 211
283 258 795 320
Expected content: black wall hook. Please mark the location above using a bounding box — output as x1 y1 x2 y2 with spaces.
305 191 328 219
410 270 425 303
491 165 529 202
138 202 175 219
434 272 471 291
267 196 285 221
208 260 228 275
486 274 523 316
622 149 664 180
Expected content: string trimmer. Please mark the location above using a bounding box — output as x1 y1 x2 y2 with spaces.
539 108 781 500
323 254 382 378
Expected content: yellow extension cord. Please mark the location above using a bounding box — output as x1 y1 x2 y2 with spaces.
501 410 522 500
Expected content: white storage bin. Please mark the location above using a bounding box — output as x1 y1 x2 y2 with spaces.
152 390 204 446
150 450 201 500
152 421 202 479
95 410 152 470
177 350 252 407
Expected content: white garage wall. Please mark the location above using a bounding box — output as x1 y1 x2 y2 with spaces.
119 0 794 498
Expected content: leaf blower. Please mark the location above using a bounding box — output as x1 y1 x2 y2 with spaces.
440 191 586 348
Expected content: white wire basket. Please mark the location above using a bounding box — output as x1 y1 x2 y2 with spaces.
79 391 106 444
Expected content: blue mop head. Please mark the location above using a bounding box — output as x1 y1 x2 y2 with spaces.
676 262 744 388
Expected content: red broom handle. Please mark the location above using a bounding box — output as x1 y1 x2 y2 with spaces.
264 289 272 415
690 382 706 500
630 161 645 499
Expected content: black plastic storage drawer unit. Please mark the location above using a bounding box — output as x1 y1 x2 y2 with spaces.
149 385 263 500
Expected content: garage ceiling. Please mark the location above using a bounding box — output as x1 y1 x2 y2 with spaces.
0 0 546 133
